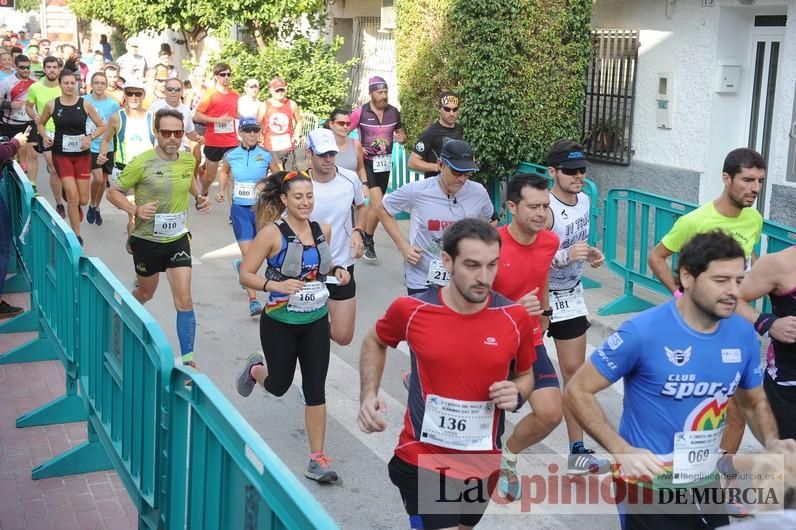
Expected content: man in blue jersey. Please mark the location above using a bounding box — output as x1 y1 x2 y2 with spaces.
216 116 279 317
84 71 120 225
565 231 792 529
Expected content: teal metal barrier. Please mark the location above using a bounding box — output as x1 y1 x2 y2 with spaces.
30 257 176 527
387 143 424 220
165 367 338 529
598 189 696 315
2 198 86 429
0 162 34 293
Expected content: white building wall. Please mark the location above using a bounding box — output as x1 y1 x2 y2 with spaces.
592 0 796 211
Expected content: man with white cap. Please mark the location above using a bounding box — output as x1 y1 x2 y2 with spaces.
258 77 301 171
306 127 366 346
116 38 148 83
238 78 261 120
350 76 406 261
377 139 493 295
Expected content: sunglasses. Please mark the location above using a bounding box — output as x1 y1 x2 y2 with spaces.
333 120 351 127
16 65 31 70
274 88 286 93
313 151 336 159
165 86 182 93
557 166 587 176
158 129 185 138
241 127 261 133
217 72 232 77
444 162 468 177
124 91 143 97
442 106 459 113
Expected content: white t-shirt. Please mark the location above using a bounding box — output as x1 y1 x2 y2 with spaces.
238 96 260 120
382 177 494 289
549 192 591 291
310 167 366 268
147 99 195 150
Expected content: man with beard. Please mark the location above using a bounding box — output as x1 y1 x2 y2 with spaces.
408 91 464 178
648 148 766 460
0 54 36 175
259 77 301 170
350 76 406 261
566 231 791 530
25 55 63 213
107 108 210 369
103 63 125 105
358 218 535 529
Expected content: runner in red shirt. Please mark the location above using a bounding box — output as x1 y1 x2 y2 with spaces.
359 218 536 529
490 173 563 500
193 62 239 195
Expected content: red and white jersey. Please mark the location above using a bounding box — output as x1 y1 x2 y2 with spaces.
375 287 536 478
0 74 36 124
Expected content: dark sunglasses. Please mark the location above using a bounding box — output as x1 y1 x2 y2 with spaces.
165 86 182 93
558 166 587 176
275 88 286 93
158 129 185 138
442 106 459 113
16 65 31 70
333 120 351 127
241 127 261 134
217 72 232 77
314 151 336 159
445 162 468 177
124 90 143 97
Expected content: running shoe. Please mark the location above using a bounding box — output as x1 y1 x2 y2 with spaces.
249 299 263 317
0 300 24 320
497 456 521 501
304 452 339 483
236 352 264 397
94 209 103 226
86 205 96 224
56 204 65 218
233 258 245 289
567 448 611 475
362 233 377 261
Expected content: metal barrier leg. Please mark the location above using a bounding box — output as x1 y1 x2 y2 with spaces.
31 421 112 480
2 272 30 293
582 275 601 289
0 337 55 364
597 282 655 316
0 308 39 334
16 376 87 427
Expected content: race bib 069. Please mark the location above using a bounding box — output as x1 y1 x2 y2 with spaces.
672 428 723 485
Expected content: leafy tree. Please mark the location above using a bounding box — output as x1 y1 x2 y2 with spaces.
15 0 39 13
396 0 592 182
211 37 356 117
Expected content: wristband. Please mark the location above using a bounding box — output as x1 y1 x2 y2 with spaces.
352 227 365 236
754 312 777 336
542 308 553 317
331 265 344 275
361 181 369 187
513 392 524 413
262 279 270 292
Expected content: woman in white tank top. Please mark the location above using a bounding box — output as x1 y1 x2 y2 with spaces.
325 108 367 191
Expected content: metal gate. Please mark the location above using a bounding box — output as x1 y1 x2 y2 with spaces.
348 17 397 107
581 29 639 165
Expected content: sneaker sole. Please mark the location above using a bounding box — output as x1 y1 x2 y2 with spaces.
304 470 338 483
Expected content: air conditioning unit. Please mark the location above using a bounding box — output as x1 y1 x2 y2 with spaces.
381 0 396 31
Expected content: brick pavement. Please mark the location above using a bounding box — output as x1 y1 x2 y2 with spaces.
0 291 138 530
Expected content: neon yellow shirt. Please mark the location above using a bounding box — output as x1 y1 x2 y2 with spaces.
27 80 61 133
661 201 762 256
115 149 196 243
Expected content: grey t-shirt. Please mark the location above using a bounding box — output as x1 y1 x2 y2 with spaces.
382 177 493 289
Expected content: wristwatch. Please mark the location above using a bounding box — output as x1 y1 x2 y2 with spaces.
541 308 553 317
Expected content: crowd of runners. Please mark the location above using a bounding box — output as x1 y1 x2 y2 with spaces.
2 28 796 530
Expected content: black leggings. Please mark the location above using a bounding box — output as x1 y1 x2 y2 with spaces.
764 375 796 440
259 313 330 406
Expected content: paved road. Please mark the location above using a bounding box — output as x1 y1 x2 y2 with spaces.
32 166 737 529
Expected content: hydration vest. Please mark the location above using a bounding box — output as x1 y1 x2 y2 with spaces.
265 220 333 281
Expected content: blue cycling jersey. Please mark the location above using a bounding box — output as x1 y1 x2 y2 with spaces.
84 94 120 153
590 301 763 487
225 144 272 206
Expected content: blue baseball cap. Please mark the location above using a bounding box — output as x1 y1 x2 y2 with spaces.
239 116 260 131
440 140 478 172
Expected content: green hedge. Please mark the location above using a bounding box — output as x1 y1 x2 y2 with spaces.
211 37 358 117
396 0 592 181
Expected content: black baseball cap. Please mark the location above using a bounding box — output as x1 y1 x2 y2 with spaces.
546 140 588 169
440 140 478 172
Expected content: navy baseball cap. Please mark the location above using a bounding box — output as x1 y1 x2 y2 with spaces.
546 141 588 169
239 116 260 131
440 140 478 172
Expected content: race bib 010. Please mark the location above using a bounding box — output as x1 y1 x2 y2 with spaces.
153 211 188 237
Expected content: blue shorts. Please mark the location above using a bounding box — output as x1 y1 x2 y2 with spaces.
230 203 256 242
